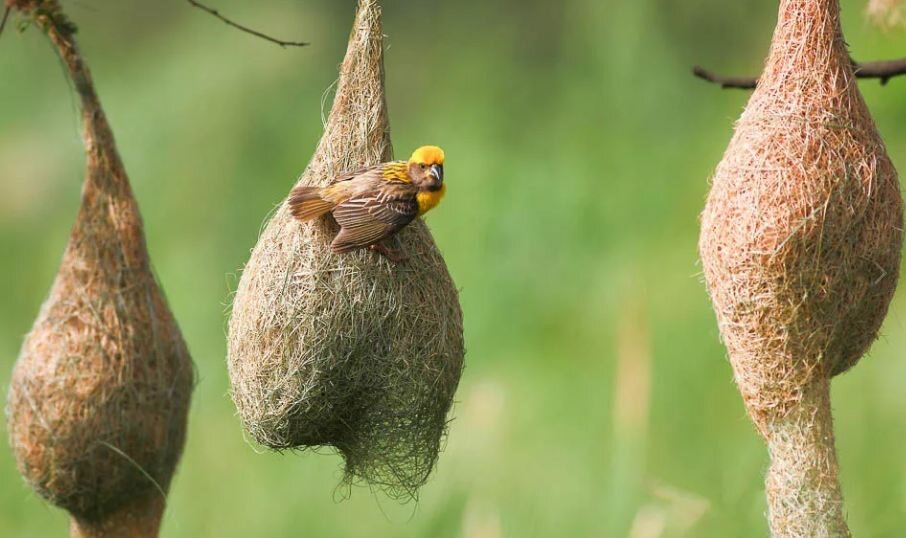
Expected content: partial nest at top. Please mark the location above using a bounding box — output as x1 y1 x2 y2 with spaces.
867 0 906 28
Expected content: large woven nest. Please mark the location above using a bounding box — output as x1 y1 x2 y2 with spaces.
227 0 464 500
867 0 906 27
699 0 903 431
700 2 902 534
5 21 194 520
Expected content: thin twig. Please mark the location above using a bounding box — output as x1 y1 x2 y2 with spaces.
692 66 757 89
693 57 906 89
186 0 308 48
0 5 11 38
854 58 906 85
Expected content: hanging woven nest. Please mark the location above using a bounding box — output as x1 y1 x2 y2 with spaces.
5 3 194 535
227 0 464 500
700 0 902 535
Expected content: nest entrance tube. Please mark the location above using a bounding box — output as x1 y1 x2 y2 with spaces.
227 0 465 500
5 2 194 536
699 0 903 535
764 379 846 537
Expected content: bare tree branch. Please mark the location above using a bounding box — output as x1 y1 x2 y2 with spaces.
853 59 906 85
186 0 308 48
693 58 906 89
692 66 757 89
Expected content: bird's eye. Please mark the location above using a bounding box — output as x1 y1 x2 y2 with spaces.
420 163 427 169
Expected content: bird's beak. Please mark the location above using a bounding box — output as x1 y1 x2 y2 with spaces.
430 164 444 182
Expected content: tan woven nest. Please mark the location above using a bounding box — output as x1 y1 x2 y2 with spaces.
700 1 903 534
700 0 902 430
5 34 194 523
227 0 464 500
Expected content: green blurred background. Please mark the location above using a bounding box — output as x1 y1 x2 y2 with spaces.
2 0 905 536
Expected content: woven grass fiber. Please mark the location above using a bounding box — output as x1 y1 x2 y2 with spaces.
699 0 902 535
5 2 194 532
227 0 464 501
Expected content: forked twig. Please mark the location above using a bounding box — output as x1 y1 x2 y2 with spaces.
693 57 906 89
186 0 308 48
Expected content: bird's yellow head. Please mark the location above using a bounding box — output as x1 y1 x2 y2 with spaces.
407 145 445 192
409 145 445 167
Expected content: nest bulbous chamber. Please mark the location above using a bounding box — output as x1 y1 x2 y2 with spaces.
227 0 464 499
6 110 193 519
699 0 903 429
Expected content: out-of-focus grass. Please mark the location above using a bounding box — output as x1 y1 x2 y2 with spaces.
1 1 904 536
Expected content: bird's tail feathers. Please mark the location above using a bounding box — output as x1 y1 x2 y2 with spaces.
288 186 335 222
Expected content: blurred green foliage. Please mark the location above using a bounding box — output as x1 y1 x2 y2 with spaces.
1 0 905 536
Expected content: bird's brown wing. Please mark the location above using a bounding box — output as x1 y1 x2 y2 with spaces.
330 187 419 253
330 162 403 185
332 165 376 184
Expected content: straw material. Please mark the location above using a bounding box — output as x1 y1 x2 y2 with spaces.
227 0 464 500
5 1 194 525
700 0 902 535
867 0 906 28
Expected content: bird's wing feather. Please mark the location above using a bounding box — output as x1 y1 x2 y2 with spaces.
331 163 401 185
331 188 418 252
288 186 334 222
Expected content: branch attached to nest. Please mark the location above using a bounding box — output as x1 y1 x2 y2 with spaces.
692 66 757 89
854 58 906 85
10 0 106 134
186 0 308 48
693 58 906 89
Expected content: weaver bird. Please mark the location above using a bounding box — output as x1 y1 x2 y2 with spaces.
288 145 446 263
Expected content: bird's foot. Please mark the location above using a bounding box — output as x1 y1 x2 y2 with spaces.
369 242 408 264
